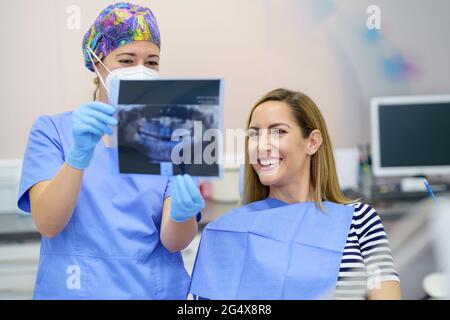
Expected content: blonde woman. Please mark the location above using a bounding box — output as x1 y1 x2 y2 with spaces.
190 88 401 300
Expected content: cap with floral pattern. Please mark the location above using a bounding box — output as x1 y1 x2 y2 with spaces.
82 2 161 72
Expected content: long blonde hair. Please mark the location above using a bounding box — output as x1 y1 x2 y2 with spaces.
243 88 357 209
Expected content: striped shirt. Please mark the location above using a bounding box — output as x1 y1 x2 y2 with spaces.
333 202 400 300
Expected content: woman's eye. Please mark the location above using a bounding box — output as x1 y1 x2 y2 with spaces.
146 61 159 66
119 59 133 64
271 129 286 136
247 130 258 138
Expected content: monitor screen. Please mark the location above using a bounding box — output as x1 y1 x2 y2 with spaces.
371 96 450 176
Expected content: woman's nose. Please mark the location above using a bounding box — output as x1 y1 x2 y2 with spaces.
258 130 280 156
258 131 273 153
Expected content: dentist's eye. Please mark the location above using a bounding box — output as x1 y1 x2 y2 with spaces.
146 61 159 67
119 59 133 64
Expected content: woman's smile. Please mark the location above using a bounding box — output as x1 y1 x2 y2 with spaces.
257 156 283 175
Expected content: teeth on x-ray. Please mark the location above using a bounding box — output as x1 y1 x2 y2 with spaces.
119 105 218 163
138 117 193 161
116 79 222 176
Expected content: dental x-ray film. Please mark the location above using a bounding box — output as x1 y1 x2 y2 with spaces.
113 79 223 177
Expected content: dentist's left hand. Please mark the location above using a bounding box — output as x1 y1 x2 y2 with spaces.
170 175 205 222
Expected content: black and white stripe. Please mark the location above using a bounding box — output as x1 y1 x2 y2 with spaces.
333 202 400 300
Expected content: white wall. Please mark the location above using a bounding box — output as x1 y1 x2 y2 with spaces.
2 0 450 159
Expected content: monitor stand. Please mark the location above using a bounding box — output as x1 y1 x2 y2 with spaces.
400 176 427 193
400 176 449 193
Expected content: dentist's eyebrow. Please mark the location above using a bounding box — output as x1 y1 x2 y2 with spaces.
116 53 159 59
117 52 136 57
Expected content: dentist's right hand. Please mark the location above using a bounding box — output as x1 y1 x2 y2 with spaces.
66 102 118 170
170 175 205 222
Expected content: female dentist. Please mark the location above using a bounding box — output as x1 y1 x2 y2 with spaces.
17 2 204 299
190 88 402 300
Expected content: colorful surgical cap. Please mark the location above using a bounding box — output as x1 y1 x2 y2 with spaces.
82 2 161 72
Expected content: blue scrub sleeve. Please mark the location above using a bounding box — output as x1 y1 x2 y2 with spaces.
163 177 174 200
163 177 202 222
17 116 65 213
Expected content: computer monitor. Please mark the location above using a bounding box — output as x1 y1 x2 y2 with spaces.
371 95 450 177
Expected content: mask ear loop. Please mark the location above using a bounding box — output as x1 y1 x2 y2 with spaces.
87 47 119 147
87 47 112 94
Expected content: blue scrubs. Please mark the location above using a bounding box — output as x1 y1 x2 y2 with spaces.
18 112 190 299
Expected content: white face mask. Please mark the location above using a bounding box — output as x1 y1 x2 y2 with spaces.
105 65 159 90
87 47 159 94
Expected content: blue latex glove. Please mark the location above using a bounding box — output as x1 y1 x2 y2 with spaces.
66 102 118 170
170 175 205 222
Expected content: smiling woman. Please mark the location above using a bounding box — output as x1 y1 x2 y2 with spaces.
190 88 402 300
243 89 352 208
